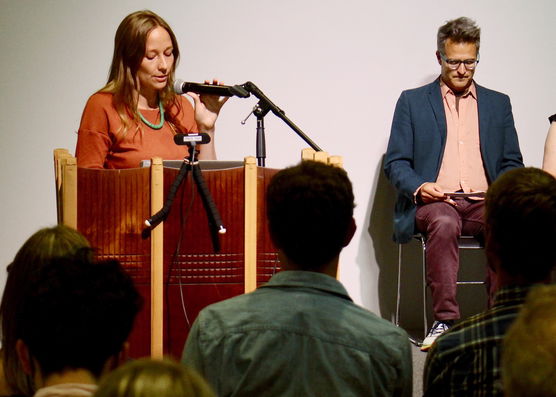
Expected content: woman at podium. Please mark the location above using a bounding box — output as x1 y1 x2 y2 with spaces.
75 10 227 169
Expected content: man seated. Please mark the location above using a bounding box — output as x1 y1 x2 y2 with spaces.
15 250 142 396
182 160 412 396
423 168 556 396
384 16 523 350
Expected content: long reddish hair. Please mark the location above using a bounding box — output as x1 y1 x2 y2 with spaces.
101 10 182 138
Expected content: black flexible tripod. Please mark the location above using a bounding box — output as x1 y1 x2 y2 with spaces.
144 141 226 252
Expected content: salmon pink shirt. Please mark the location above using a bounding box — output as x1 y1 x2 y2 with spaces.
436 81 489 193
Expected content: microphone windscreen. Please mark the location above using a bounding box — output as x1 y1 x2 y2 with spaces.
174 79 186 95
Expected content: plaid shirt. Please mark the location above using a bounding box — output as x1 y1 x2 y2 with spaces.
423 285 532 397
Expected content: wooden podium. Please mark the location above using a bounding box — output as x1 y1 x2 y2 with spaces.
53 148 341 359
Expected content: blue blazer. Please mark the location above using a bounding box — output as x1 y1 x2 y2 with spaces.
384 78 523 243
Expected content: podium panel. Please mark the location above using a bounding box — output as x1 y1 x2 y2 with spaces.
76 166 153 358
162 166 251 358
54 151 280 359
54 148 339 359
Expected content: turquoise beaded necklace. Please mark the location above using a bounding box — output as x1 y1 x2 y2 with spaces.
138 100 165 130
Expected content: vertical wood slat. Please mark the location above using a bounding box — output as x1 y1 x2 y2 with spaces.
62 156 77 229
244 156 257 293
328 155 343 168
54 148 70 224
312 150 330 163
150 157 164 358
301 148 315 161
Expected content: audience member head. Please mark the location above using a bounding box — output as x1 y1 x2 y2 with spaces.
503 284 556 397
437 16 481 56
0 225 90 396
485 167 556 283
94 358 215 397
15 250 142 386
266 160 355 272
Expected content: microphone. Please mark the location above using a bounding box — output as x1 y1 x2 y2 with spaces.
173 133 211 146
174 79 250 98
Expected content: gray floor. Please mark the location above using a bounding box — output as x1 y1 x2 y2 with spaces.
412 344 427 397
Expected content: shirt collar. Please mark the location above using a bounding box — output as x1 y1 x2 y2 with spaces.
260 270 352 302
492 284 533 307
439 78 477 100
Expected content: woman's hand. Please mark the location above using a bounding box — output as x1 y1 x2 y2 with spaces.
187 79 229 133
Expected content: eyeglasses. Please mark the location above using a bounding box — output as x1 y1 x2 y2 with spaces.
440 53 480 70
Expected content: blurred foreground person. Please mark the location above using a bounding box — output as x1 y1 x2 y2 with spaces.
424 168 556 396
94 358 215 397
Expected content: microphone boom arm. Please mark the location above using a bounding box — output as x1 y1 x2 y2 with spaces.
241 81 322 152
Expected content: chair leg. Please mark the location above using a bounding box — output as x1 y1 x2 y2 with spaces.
395 243 402 326
420 236 428 338
397 240 425 347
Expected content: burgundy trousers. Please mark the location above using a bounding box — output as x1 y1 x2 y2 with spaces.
415 199 485 321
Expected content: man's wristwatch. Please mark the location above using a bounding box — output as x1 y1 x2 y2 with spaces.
549 114 556 124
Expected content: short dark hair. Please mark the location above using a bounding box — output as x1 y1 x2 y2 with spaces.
485 167 556 281
16 249 142 379
437 17 481 56
266 161 354 270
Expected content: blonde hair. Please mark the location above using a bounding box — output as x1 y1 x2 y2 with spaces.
503 285 556 397
95 358 215 397
101 10 182 139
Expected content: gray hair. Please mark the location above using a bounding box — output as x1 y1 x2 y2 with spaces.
437 17 481 56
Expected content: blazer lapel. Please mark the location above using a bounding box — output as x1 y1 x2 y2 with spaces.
428 79 447 145
476 83 491 138
475 83 491 164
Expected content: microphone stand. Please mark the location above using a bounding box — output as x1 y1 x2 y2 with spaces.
145 142 226 253
253 101 270 167
241 81 322 167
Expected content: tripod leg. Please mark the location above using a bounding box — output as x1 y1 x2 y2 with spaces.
145 160 190 228
192 164 226 253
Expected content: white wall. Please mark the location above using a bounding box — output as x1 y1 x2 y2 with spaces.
1 0 554 320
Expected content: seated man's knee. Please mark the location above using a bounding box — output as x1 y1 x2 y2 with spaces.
428 213 461 237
